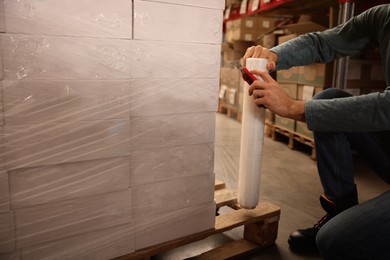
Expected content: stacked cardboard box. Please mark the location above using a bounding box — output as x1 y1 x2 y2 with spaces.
0 0 224 259
226 16 283 43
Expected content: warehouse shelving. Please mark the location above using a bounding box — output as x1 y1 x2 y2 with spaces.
220 0 389 159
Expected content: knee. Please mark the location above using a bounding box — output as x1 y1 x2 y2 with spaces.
316 221 348 260
316 225 335 258
313 88 352 100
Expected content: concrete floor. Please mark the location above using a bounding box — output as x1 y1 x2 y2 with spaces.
154 113 390 260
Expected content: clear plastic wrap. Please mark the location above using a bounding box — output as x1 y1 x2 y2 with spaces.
0 1 5 33
128 40 221 79
137 0 225 10
130 143 214 185
237 58 267 209
3 0 132 38
134 0 223 44
1 34 131 80
2 80 131 124
129 78 219 116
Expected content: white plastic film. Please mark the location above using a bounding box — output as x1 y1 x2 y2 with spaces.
237 58 267 209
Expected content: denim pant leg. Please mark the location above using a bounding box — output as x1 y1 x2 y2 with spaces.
317 189 390 259
313 89 356 203
313 88 390 206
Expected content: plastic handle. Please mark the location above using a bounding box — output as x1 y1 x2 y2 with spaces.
241 67 258 85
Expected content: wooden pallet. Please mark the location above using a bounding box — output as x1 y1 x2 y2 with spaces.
271 124 316 160
218 100 242 122
114 181 280 260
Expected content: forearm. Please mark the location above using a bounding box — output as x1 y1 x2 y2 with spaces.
288 100 306 122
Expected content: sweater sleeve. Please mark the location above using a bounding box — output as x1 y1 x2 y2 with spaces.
306 88 390 132
270 5 383 70
271 4 390 132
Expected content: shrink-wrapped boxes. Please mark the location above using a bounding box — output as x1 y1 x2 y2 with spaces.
134 1 222 44
3 0 132 38
0 0 224 259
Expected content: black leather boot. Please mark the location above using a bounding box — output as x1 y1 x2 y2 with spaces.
288 192 358 252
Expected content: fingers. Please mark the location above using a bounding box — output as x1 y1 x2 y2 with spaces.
253 90 266 108
242 45 278 70
250 69 274 83
243 46 256 60
248 80 267 96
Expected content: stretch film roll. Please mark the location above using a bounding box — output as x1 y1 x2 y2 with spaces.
237 58 267 209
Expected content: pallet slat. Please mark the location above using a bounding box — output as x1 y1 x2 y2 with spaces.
218 100 242 122
214 179 226 190
215 202 280 232
271 124 316 160
214 188 237 208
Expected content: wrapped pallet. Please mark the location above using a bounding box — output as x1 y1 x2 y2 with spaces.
0 0 224 259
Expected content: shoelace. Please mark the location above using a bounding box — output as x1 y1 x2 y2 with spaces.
313 214 330 229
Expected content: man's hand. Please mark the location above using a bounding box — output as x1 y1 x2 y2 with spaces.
242 45 278 71
248 69 306 122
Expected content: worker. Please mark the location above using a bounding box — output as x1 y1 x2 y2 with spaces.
242 4 390 259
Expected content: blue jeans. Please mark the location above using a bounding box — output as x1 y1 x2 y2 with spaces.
313 88 390 258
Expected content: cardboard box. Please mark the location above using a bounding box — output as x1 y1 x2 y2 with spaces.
129 78 219 116
129 40 221 79
222 44 246 61
280 83 298 99
134 0 223 44
0 1 6 33
130 143 214 185
5 119 130 169
0 211 15 254
21 223 135 260
257 17 283 34
226 87 238 106
0 171 10 212
232 17 259 30
135 202 215 250
297 85 324 100
231 27 258 42
227 17 262 41
15 189 132 248
129 112 215 150
222 40 254 63
220 68 241 89
0 250 20 260
0 83 3 127
133 173 214 218
9 157 130 209
0 47 3 80
296 121 313 139
0 127 4 170
277 67 300 83
274 115 295 131
3 80 131 124
297 63 333 87
1 34 131 80
4 0 132 38
261 33 277 49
